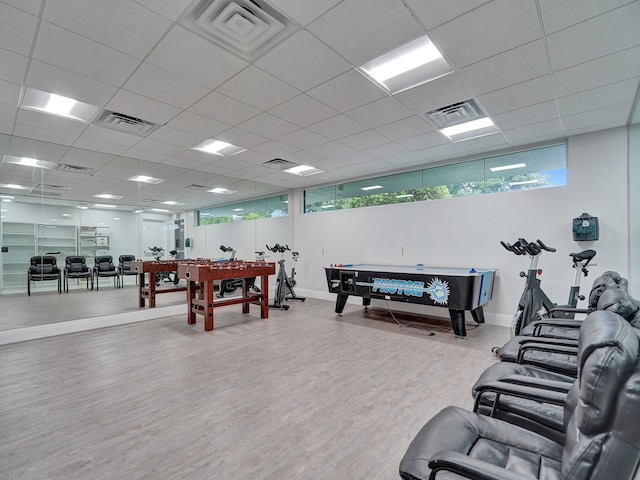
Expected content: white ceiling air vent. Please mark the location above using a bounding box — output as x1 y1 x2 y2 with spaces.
180 0 299 61
31 184 71 197
93 110 162 136
187 184 213 190
262 158 298 170
55 163 94 175
422 99 486 130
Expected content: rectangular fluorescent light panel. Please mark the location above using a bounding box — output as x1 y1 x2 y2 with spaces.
208 187 237 194
361 185 383 191
283 165 324 176
152 208 170 213
0 183 30 190
490 163 527 172
128 175 165 184
3 155 56 169
162 201 182 206
93 194 123 200
93 204 117 208
20 87 99 122
193 139 246 156
360 35 453 94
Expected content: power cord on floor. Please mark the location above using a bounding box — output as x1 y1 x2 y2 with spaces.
385 300 435 336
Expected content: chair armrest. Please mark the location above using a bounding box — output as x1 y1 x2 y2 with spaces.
473 380 568 415
549 306 588 315
428 451 525 480
496 374 572 393
529 318 583 336
516 343 578 377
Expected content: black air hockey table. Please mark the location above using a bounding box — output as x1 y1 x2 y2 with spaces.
325 264 496 337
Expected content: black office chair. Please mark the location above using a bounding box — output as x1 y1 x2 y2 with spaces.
399 310 640 480
28 255 61 295
93 255 120 290
118 254 137 286
64 255 93 292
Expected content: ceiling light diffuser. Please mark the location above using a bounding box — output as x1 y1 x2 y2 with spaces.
20 87 99 122
3 155 56 169
193 139 246 156
208 187 237 194
128 175 165 184
0 183 30 190
490 163 527 172
283 165 324 176
93 204 117 208
439 117 500 141
93 194 123 200
152 208 170 212
360 35 453 94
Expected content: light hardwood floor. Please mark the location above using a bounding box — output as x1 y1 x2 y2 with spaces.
0 298 509 480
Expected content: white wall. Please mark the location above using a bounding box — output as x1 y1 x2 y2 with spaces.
630 124 640 298
291 127 630 326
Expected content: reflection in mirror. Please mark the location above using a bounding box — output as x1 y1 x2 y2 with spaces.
0 134 292 333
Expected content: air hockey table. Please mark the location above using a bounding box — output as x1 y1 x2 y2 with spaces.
325 264 496 337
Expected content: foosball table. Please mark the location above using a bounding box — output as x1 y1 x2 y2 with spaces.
177 260 276 331
130 260 186 308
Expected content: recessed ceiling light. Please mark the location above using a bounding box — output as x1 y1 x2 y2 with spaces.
0 195 15 199
134 210 144 214
162 201 182 206
20 87 99 122
283 164 324 176
93 194 123 200
2 155 56 169
208 187 237 194
93 204 117 208
361 185 383 191
490 163 527 172
0 183 30 190
127 175 165 184
359 35 453 94
439 117 500 141
78 206 89 209
152 208 170 213
192 139 246 156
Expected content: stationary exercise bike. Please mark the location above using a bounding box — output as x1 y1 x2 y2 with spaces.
216 245 259 298
148 246 180 286
267 243 305 310
500 238 596 337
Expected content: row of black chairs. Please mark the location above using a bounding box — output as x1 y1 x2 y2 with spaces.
399 273 640 479
27 254 137 295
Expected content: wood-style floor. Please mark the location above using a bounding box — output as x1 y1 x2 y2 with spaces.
0 297 510 480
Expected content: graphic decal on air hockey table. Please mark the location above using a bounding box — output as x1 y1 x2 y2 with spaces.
356 276 451 305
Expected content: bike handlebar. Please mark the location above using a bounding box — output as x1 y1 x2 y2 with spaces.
149 246 164 253
266 243 290 253
500 238 556 256
219 245 234 252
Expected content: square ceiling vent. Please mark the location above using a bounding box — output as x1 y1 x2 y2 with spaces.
422 99 486 130
93 110 162 136
180 0 298 61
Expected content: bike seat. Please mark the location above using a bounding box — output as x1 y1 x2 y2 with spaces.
569 249 596 262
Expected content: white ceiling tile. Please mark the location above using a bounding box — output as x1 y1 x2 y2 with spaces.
308 0 423 65
42 0 170 59
79 125 142 148
346 97 412 129
308 70 386 112
395 73 474 115
189 91 260 126
405 0 490 30
120 147 169 163
362 142 410 158
128 138 185 157
493 101 560 130
562 104 631 132
456 133 510 154
0 2 38 56
351 158 394 174
252 140 299 157
59 148 116 169
165 111 229 137
0 47 29 84
146 26 248 90
477 75 555 115
269 94 338 127
557 78 639 117
0 102 17 122
147 125 208 148
339 130 390 150
123 63 211 109
414 142 466 162
375 116 434 141
539 0 635 34
231 149 273 165
553 45 640 97
215 127 269 149
2 0 42 16
256 30 351 91
285 150 326 165
307 114 367 140
106 90 181 125
161 154 208 171
0 79 22 106
133 0 191 21
310 141 373 163
33 21 139 87
546 2 640 71
217 66 300 111
431 0 541 68
398 131 449 151
239 113 299 138
26 60 117 107
458 40 549 95
278 129 329 149
267 0 341 26
383 151 427 169
12 124 77 146
502 118 563 144
15 109 88 136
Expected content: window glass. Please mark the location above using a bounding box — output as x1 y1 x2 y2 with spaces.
197 193 288 225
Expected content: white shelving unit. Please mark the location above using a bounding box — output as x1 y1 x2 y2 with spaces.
79 226 110 260
2 222 36 290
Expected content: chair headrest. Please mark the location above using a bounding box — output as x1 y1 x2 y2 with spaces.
95 255 113 263
119 255 135 262
597 288 640 321
31 255 57 265
65 255 86 264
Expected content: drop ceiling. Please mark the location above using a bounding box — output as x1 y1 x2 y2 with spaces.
0 0 638 212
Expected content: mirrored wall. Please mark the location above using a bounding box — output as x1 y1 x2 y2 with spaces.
0 133 293 332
